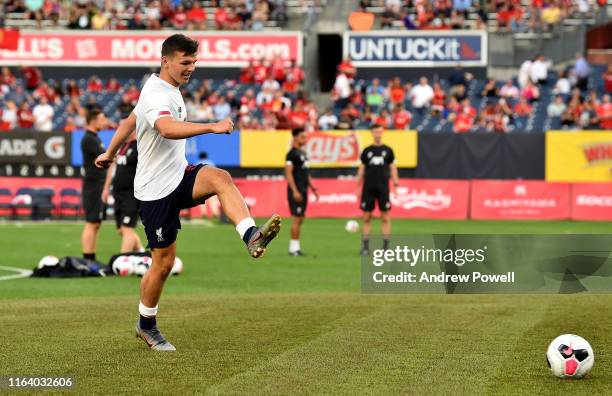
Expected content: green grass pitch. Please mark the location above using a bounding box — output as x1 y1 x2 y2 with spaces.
0 219 611 394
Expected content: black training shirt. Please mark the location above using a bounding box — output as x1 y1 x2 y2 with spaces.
81 130 106 182
360 144 395 187
286 147 309 191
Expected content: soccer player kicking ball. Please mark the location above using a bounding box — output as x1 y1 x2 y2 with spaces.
284 128 318 256
356 124 399 256
95 34 281 351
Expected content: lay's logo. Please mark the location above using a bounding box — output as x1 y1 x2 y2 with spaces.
582 143 612 166
305 132 359 164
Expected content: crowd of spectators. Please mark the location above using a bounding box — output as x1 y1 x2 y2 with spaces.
1 54 610 133
0 57 310 132
2 0 289 31
351 0 607 31
330 55 611 132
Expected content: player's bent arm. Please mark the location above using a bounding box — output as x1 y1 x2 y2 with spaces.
102 162 115 202
284 163 299 193
356 164 365 188
390 163 400 187
155 117 233 139
308 175 317 192
95 113 136 168
107 112 136 157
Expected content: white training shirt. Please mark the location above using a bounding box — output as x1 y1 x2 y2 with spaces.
133 74 188 201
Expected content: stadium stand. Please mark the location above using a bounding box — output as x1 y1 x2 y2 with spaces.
0 59 610 133
355 0 610 32
1 0 326 31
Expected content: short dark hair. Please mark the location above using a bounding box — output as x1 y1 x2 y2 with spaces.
292 128 305 137
371 123 384 131
86 107 103 124
162 34 199 57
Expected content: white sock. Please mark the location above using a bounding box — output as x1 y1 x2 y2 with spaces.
289 239 300 253
139 302 158 317
236 217 256 239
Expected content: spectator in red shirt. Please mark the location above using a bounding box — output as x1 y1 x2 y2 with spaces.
373 109 391 128
497 4 512 31
64 117 77 133
87 75 103 93
521 81 540 102
461 98 477 119
0 67 16 87
290 102 309 129
432 83 446 115
225 8 243 30
21 66 42 90
337 58 356 80
389 77 406 106
514 97 533 116
106 77 121 92
604 65 612 94
186 2 207 30
66 79 81 98
597 94 612 129
454 107 474 133
240 88 257 111
282 74 299 94
288 60 305 84
392 104 412 130
172 5 188 29
215 6 228 30
253 59 268 84
270 55 287 83
33 82 57 104
240 60 255 84
122 84 140 106
17 102 35 129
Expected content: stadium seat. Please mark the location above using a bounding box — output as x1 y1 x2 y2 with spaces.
13 187 36 220
32 188 56 220
58 188 82 219
0 188 13 218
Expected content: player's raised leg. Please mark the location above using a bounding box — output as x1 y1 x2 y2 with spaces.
191 166 281 258
135 242 176 351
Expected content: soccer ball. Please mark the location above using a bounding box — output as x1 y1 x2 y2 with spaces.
38 255 59 269
112 256 134 276
546 334 594 378
345 220 359 233
132 256 152 277
171 256 183 275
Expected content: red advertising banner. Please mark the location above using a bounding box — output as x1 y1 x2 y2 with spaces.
391 179 469 219
0 31 302 67
471 180 570 220
234 178 470 219
571 183 612 221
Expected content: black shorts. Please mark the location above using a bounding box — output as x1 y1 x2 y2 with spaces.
82 179 105 223
360 184 391 212
288 188 308 217
113 189 139 228
138 164 210 249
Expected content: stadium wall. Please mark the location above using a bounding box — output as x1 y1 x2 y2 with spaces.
1 177 610 221
4 131 612 182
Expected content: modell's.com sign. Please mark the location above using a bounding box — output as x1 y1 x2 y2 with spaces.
0 132 70 165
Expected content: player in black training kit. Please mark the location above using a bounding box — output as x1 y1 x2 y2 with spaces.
356 124 399 256
102 130 144 253
285 128 318 256
80 108 110 261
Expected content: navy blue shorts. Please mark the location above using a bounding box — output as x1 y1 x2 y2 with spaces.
138 164 210 249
